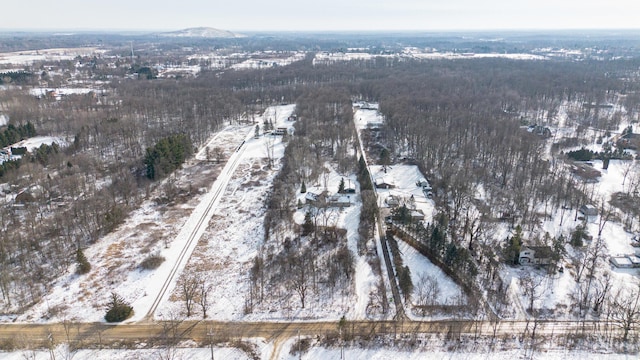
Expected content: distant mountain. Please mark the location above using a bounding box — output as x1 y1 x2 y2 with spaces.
159 27 245 39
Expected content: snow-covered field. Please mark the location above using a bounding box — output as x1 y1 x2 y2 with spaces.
397 239 464 309
1 136 67 164
0 344 258 360
0 47 104 65
231 52 306 70
2 336 634 360
314 50 546 65
9 136 67 151
29 87 99 98
158 104 343 321
14 124 249 322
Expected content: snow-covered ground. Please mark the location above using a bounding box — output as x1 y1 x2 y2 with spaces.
156 64 201 78
1 136 67 164
294 166 382 320
9 136 67 151
369 164 436 224
29 87 99 98
231 52 306 70
397 239 464 310
314 50 546 65
14 123 250 322
0 47 104 65
0 344 258 360
287 346 633 360
159 103 386 321
2 340 634 360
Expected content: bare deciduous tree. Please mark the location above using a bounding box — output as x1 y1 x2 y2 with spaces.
414 273 440 315
520 273 544 312
607 283 640 342
178 273 200 317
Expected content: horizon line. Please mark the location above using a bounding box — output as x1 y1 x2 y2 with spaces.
1 27 640 34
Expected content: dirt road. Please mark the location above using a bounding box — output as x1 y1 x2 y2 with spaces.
0 318 614 348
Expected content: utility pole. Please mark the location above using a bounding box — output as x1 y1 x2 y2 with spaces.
207 327 214 360
298 329 301 360
340 328 344 360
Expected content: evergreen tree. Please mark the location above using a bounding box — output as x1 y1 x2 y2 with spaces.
300 180 306 193
76 248 91 274
444 242 458 266
104 292 133 322
144 134 193 180
338 177 345 193
302 210 315 236
393 204 411 224
503 225 523 265
398 265 413 302
570 226 585 247
380 147 391 169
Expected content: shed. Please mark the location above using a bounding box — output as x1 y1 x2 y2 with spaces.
610 256 634 268
580 204 598 217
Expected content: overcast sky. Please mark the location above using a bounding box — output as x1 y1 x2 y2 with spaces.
2 0 638 32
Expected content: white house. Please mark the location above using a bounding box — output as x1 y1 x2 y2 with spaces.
327 194 351 208
519 246 553 265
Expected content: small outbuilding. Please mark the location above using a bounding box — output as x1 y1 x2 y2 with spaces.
610 256 634 268
579 204 598 217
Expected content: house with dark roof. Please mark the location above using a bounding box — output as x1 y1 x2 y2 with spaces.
519 246 554 265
